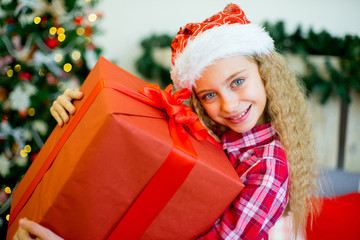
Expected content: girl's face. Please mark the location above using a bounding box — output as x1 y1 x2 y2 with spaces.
194 55 266 133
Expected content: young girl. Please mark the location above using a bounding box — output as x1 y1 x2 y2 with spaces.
14 3 319 240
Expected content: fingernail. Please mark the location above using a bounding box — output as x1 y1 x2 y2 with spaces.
19 218 26 225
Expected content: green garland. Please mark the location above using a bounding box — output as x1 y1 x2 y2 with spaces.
263 21 360 103
135 34 173 88
136 21 360 103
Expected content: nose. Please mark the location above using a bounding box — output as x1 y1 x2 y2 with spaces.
221 92 239 114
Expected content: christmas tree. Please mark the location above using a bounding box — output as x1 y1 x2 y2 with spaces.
0 0 102 236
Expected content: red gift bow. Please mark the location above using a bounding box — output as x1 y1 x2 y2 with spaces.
137 84 209 155
139 84 196 123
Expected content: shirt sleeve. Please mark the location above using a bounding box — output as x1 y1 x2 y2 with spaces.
197 157 289 240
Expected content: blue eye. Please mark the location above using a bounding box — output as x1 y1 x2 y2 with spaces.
202 92 216 100
231 78 244 87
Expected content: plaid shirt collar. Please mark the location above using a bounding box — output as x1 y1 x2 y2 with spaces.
221 123 276 156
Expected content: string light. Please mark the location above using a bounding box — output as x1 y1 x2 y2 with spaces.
49 27 57 35
76 27 85 36
39 68 46 77
24 145 31 153
58 34 66 42
7 69 13 77
54 53 63 62
57 27 65 35
88 13 97 22
71 50 81 61
14 64 21 72
20 149 28 157
34 17 41 24
28 108 36 116
6 214 10 221
84 37 91 43
5 187 11 194
63 63 72 72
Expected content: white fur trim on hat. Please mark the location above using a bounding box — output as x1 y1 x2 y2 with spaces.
170 23 274 90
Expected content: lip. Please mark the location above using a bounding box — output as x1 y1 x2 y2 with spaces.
225 105 252 124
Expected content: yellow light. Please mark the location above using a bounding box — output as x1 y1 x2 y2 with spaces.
71 50 81 61
58 33 66 42
88 13 97 22
49 27 57 35
39 68 46 77
34 17 41 24
54 53 63 62
24 145 32 153
76 27 85 36
4 187 11 194
57 27 65 35
7 69 13 77
63 63 72 72
28 108 36 116
20 149 28 157
14 64 21 72
84 37 91 43
85 0 91 3
6 215 10 221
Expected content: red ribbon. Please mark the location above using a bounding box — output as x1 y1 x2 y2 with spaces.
106 83 209 239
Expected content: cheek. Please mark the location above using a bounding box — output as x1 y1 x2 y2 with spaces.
202 103 219 119
249 82 267 102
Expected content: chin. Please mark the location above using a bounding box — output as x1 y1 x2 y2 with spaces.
229 122 257 134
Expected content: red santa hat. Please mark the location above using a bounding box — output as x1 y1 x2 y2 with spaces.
170 3 274 90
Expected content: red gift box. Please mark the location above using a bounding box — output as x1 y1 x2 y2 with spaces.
7 57 244 240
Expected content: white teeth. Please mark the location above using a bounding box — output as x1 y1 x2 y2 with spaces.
233 105 250 120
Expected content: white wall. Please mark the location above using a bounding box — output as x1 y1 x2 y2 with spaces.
95 0 360 75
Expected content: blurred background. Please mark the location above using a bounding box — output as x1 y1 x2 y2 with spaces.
96 0 360 75
0 0 359 238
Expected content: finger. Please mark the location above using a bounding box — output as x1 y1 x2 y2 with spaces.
14 225 32 240
69 89 83 100
20 219 63 240
51 101 70 124
19 219 49 240
54 94 76 116
64 88 83 100
13 231 20 240
63 88 73 97
57 94 77 115
50 106 63 127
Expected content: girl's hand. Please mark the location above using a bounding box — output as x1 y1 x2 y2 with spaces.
13 218 63 240
50 88 83 127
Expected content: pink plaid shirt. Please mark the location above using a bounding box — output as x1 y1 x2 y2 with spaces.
198 123 289 240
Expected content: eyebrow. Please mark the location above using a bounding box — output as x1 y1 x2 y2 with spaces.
196 70 245 96
225 70 244 84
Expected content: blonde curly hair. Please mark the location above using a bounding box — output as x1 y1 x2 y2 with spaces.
190 51 320 236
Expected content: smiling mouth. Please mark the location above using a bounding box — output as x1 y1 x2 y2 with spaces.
229 105 251 120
